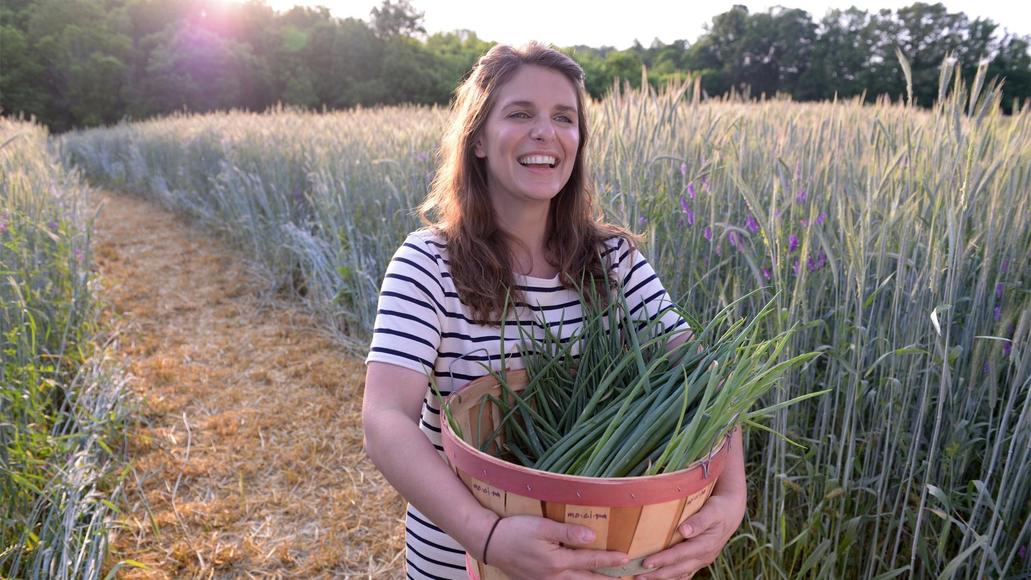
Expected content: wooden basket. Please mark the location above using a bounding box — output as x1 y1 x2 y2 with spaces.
441 369 733 580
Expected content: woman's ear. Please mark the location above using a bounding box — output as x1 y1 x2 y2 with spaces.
473 138 486 158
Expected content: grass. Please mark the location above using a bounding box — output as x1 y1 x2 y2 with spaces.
0 118 129 579
60 58 1030 578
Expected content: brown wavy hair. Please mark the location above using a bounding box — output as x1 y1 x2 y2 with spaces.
418 41 639 325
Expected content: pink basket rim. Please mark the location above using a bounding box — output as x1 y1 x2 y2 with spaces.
442 415 733 507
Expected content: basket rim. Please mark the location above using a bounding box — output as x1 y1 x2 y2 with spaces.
441 369 734 507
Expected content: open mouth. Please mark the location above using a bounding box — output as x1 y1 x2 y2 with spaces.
518 154 557 169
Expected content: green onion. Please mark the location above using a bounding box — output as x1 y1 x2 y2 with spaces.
445 273 825 477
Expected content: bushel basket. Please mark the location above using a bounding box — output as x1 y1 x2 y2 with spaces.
441 369 733 580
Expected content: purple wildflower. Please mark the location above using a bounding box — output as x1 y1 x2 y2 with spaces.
680 162 687 178
816 211 827 226
982 361 990 374
679 196 695 226
638 215 648 226
74 247 84 262
994 305 1002 321
807 250 827 272
1001 260 1009 273
762 267 772 280
792 258 801 275
796 190 808 204
48 219 59 231
687 182 696 200
703 226 712 241
1003 341 1012 357
701 176 709 192
728 231 740 248
1018 544 1027 560
789 234 799 253
996 283 1004 300
745 215 760 234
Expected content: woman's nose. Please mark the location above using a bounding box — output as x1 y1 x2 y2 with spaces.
529 119 555 141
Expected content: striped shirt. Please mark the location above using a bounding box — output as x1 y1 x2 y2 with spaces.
364 228 687 580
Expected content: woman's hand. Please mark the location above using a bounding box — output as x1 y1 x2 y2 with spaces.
636 428 747 579
485 515 630 580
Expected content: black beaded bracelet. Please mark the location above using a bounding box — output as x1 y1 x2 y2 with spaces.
482 516 503 566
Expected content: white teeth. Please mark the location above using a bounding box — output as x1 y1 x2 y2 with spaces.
518 154 557 166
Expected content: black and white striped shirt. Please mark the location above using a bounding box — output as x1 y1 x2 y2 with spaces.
364 228 687 579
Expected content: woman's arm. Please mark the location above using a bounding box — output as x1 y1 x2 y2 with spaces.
362 361 631 579
362 361 499 559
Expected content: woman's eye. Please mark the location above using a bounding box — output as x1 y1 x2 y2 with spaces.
556 115 573 123
509 111 530 119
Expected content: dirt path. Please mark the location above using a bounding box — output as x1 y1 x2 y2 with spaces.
93 191 405 578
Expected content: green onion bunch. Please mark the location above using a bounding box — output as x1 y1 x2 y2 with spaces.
446 278 825 478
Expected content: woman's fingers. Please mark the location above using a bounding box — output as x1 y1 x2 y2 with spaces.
485 515 628 579
530 519 629 571
635 516 726 579
536 518 599 546
560 546 631 571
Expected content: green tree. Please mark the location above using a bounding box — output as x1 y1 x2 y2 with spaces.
0 25 45 119
892 2 972 106
425 30 493 100
562 46 611 98
990 34 1031 112
24 0 132 130
379 36 448 104
142 25 261 113
604 50 644 88
318 18 387 106
802 8 884 101
370 0 424 39
690 5 750 96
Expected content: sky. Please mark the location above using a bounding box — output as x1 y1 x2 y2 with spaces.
262 0 1030 49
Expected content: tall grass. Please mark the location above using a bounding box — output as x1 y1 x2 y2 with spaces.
1 118 129 579
61 59 1030 578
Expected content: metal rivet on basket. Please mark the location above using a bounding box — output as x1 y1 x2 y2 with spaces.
576 490 583 498
630 493 637 500
482 470 488 477
676 486 682 492
526 484 532 492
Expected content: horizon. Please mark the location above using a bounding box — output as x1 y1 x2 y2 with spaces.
262 0 1030 50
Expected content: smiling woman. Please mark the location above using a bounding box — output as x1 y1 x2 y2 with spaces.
360 41 747 580
473 65 581 247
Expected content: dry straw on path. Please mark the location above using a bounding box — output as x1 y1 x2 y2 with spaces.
93 190 405 578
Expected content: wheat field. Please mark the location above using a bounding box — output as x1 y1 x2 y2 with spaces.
53 61 1031 578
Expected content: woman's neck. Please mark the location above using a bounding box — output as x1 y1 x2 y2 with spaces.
494 202 554 277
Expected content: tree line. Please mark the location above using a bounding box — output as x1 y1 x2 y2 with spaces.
1 0 1028 132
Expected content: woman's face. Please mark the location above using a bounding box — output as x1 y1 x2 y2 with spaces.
474 65 580 213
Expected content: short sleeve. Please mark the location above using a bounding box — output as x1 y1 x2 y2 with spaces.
605 237 690 338
364 232 445 375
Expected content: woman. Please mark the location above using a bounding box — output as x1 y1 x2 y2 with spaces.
362 42 746 580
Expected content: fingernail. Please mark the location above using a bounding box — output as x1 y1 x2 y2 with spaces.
682 524 694 536
580 530 595 542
